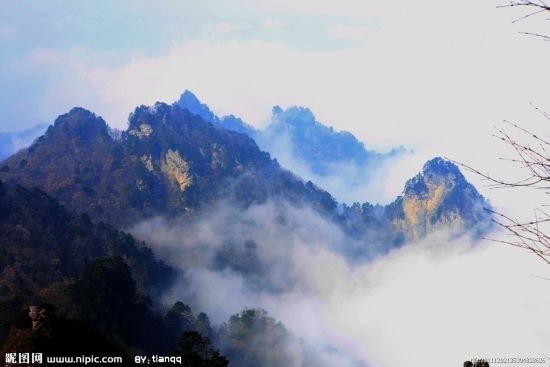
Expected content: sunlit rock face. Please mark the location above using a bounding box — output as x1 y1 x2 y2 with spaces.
388 157 491 241
128 123 153 138
160 149 193 191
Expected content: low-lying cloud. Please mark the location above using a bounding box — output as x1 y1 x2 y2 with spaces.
255 130 412 205
130 199 550 367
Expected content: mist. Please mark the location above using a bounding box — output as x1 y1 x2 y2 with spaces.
255 129 411 205
129 197 550 367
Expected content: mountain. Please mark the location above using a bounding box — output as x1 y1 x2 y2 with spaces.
0 123 49 161
176 90 407 203
385 157 490 241
176 90 220 126
0 105 335 228
0 100 492 364
175 90 490 241
175 90 406 174
333 157 490 252
0 178 237 361
0 103 490 248
260 105 406 175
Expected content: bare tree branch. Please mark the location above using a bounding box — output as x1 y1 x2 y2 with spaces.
498 1 550 12
499 1 550 39
453 105 550 264
520 31 550 40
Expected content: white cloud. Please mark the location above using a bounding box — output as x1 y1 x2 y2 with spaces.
262 18 285 29
131 200 550 367
203 21 253 35
238 0 385 20
329 24 377 41
324 235 550 366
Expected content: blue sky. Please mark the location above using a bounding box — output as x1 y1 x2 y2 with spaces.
0 0 380 132
1 0 542 133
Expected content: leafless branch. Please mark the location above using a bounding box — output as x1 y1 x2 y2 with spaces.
499 1 550 39
520 31 550 39
498 1 550 12
449 114 550 191
454 105 550 263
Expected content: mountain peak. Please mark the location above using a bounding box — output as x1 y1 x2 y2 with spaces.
272 106 316 128
50 107 110 141
394 157 489 240
262 105 381 177
175 90 256 136
404 158 465 198
180 89 200 103
55 107 102 124
128 102 171 127
175 90 218 124
422 157 462 178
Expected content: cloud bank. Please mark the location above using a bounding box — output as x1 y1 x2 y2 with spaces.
130 199 550 367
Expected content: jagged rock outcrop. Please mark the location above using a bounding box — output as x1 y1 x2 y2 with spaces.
388 157 491 240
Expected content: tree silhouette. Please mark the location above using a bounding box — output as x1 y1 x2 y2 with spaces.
176 331 228 367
